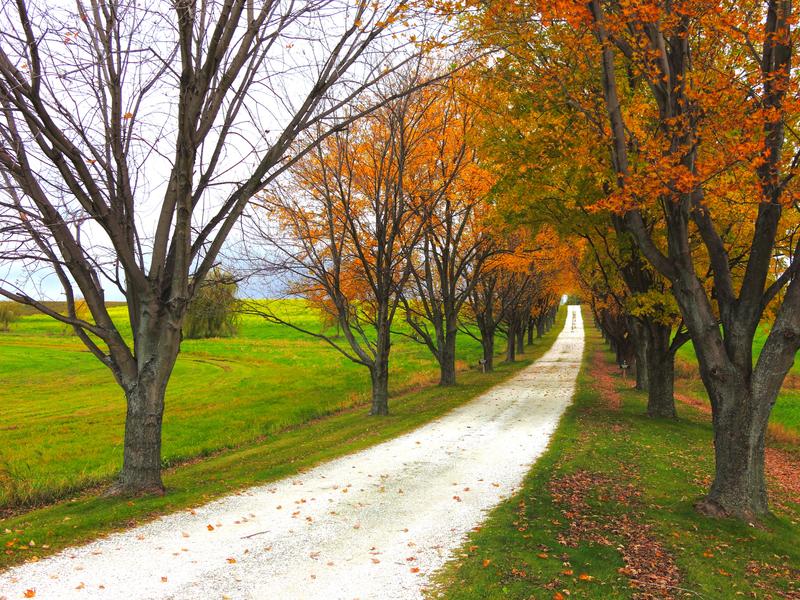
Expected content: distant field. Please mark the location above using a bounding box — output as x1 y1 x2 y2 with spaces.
0 300 490 509
676 324 800 437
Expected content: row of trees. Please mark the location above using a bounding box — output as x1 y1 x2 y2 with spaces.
248 78 564 415
0 0 458 495
0 1 564 495
470 0 800 519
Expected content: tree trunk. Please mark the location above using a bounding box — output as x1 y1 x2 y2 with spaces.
118 374 168 494
646 352 676 418
506 324 516 362
482 329 495 372
629 318 649 392
698 385 769 518
516 323 525 354
536 318 545 339
370 357 390 415
439 328 457 386
527 318 535 345
370 321 391 415
117 326 181 496
645 323 676 418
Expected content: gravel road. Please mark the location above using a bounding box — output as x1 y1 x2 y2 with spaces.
0 305 584 600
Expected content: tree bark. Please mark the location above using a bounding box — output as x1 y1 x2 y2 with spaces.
697 385 769 518
118 375 168 494
439 327 458 386
506 324 516 362
646 347 676 418
370 357 390 416
370 323 391 415
536 317 545 339
516 323 525 355
629 318 649 392
481 329 495 372
116 324 181 495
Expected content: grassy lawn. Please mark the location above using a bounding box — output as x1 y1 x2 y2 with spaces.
431 326 800 600
0 304 566 571
0 300 487 509
676 328 800 439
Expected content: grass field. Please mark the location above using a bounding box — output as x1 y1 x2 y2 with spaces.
676 326 800 438
431 326 800 600
0 300 496 509
0 302 566 570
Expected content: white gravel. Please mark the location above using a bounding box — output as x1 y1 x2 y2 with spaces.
0 306 584 600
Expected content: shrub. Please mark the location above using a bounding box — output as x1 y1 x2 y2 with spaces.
0 303 18 332
184 268 240 339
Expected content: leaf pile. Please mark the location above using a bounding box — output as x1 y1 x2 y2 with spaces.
548 470 681 600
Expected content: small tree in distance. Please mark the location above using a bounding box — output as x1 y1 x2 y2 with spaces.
0 302 17 331
184 268 239 340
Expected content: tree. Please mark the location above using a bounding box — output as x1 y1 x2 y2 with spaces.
480 0 800 516
184 268 239 339
464 37 686 418
581 0 800 518
250 81 439 415
400 81 495 385
0 302 17 331
0 0 436 494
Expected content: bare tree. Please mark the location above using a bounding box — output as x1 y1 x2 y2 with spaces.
0 0 438 494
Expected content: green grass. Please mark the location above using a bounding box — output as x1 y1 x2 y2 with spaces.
431 327 800 600
676 326 800 438
0 304 567 570
0 300 482 508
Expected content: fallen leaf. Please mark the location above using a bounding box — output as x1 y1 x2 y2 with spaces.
371 558 380 564
161 577 168 583
579 573 593 581
482 559 492 568
561 569 574 576
226 558 237 564
207 525 214 531
410 567 420 573
23 591 36 599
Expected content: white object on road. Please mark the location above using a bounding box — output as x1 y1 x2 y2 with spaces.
0 306 585 600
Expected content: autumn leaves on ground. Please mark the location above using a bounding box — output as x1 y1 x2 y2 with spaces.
433 328 800 600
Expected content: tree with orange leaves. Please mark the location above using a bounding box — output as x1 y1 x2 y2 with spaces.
251 81 437 416
467 43 686 418
472 0 800 517
399 81 497 385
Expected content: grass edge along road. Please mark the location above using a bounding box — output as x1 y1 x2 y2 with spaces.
429 326 800 600
0 309 566 572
